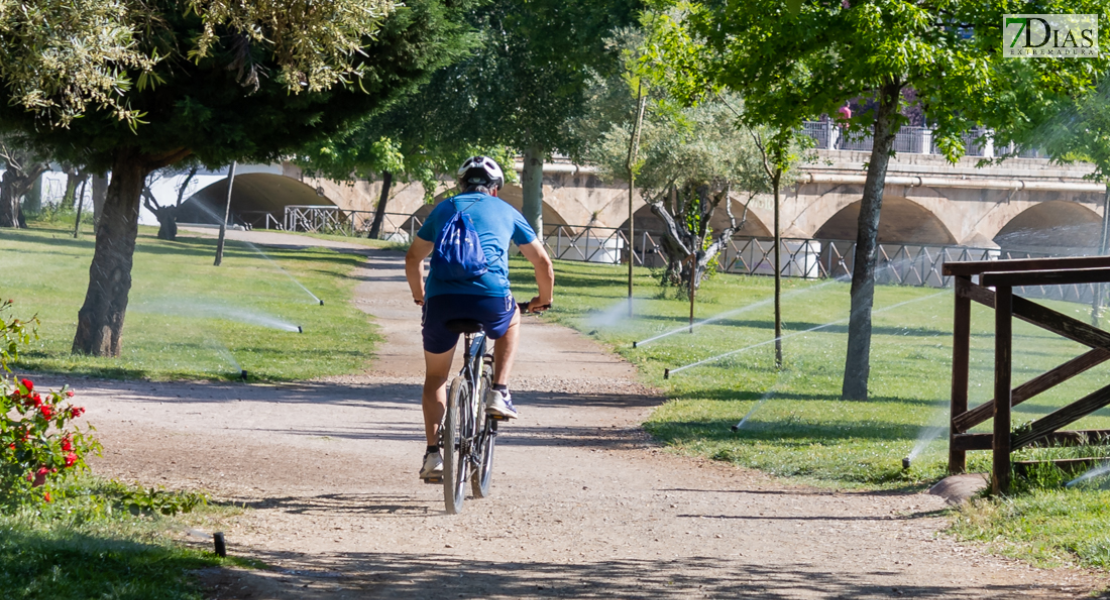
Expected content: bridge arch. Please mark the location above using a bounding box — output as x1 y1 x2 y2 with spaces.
180 173 337 225
408 188 571 234
618 199 772 238
813 195 957 244
994 201 1103 254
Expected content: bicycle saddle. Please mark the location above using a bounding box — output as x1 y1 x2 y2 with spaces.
445 319 484 334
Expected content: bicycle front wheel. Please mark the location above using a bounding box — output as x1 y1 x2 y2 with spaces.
442 376 470 514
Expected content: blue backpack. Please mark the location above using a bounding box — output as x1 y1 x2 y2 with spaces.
430 198 488 281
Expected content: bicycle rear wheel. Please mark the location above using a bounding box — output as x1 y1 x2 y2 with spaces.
442 377 470 514
472 371 496 498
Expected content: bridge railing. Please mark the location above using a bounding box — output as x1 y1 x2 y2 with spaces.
273 206 1093 303
798 122 1044 158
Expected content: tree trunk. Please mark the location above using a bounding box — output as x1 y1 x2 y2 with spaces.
73 177 87 239
91 173 109 233
72 149 151 356
0 163 47 228
773 170 783 369
214 162 237 267
521 145 545 236
62 168 81 208
0 174 19 228
842 80 903 400
368 171 393 239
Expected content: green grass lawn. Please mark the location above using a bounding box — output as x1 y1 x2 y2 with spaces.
0 478 248 600
512 257 1110 569
0 224 379 381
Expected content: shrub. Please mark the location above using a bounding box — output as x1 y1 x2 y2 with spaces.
0 299 99 508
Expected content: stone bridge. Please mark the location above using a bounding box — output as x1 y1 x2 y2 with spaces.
168 150 1106 253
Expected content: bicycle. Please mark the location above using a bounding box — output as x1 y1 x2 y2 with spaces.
429 300 548 514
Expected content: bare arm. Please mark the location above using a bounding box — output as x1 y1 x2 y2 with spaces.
405 237 435 305
518 239 554 311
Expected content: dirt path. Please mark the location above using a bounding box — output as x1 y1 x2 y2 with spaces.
62 230 1105 598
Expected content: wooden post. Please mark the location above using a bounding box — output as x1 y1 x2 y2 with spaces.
993 285 1013 495
949 276 972 474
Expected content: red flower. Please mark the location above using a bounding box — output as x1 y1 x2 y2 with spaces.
40 405 53 420
7 443 13 451
31 393 42 408
61 437 72 452
20 379 33 392
69 407 85 418
25 473 33 482
66 390 74 398
64 453 77 468
36 467 49 476
43 492 52 503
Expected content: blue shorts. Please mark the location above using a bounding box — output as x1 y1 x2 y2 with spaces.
422 294 517 354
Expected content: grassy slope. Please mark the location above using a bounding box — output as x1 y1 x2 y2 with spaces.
0 225 379 381
510 257 1110 567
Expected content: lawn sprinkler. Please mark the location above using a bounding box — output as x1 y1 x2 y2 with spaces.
902 457 912 470
319 299 324 306
297 326 303 333
632 341 638 348
239 370 249 381
663 368 670 380
730 424 740 432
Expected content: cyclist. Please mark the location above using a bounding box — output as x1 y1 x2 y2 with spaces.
405 156 554 481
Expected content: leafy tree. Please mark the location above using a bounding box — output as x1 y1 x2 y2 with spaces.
592 94 768 290
141 164 200 241
387 0 640 235
0 0 476 356
689 0 1110 399
0 137 49 228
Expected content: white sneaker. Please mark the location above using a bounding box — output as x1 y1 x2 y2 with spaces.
419 450 443 479
485 388 518 419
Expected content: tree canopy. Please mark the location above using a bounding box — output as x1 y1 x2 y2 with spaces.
0 0 478 357
683 0 1110 399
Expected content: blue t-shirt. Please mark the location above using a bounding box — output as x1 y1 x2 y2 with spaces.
417 192 537 298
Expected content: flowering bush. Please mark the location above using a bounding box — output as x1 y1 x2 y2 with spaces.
0 299 99 507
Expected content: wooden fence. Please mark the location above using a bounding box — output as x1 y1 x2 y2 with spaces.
945 256 1110 494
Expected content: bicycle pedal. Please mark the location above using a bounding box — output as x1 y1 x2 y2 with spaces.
422 476 442 484
489 414 508 421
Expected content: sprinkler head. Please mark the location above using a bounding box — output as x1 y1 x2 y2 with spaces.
902 457 911 470
297 326 303 333
239 370 248 381
730 424 740 432
319 299 325 306
632 341 638 348
663 368 670 380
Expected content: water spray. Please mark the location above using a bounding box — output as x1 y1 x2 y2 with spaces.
632 257 932 349
664 291 949 378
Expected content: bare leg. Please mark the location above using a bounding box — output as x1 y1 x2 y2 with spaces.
492 309 521 386
422 345 456 446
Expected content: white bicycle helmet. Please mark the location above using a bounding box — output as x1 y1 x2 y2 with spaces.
457 156 505 190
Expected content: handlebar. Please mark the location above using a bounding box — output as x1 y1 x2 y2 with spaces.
518 300 552 314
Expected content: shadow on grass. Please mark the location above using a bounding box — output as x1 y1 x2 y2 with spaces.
0 525 220 600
